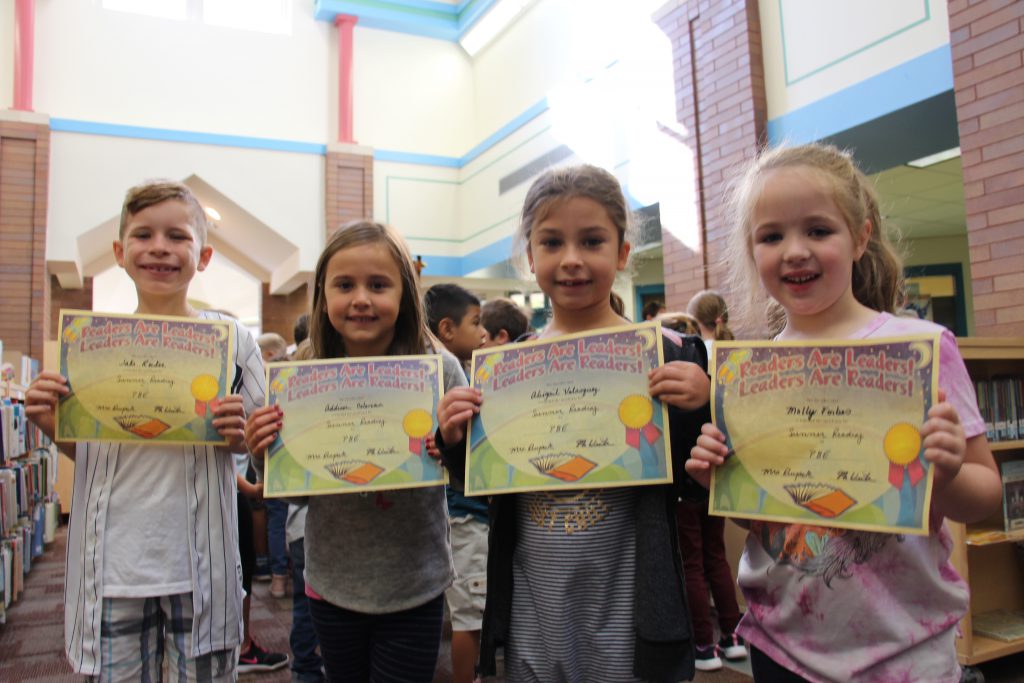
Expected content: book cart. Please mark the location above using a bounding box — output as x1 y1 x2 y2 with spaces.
950 338 1024 667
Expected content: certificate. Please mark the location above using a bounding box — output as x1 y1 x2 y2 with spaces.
466 321 672 495
709 335 940 535
56 309 233 444
263 355 445 497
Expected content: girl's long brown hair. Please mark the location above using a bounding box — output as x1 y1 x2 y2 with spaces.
306 220 429 359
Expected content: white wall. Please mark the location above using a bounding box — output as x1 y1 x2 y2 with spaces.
34 0 330 142
353 27 475 156
759 0 951 120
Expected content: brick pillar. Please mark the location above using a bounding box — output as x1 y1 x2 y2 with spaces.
655 0 767 313
261 283 310 344
325 144 374 238
50 275 94 338
0 116 50 363
948 1 1024 337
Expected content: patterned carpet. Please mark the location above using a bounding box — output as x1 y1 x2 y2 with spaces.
0 524 756 682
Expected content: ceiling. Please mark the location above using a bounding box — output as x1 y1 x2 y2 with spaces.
870 156 967 240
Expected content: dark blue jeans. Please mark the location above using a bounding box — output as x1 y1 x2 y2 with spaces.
266 498 290 575
290 538 325 682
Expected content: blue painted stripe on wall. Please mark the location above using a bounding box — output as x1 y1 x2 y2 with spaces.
457 0 496 32
355 15 459 40
460 97 548 166
49 118 327 154
415 254 463 276
459 234 515 275
315 0 498 41
374 149 462 167
767 44 954 145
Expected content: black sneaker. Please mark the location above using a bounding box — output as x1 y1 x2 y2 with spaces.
238 640 290 673
718 632 748 661
695 643 722 672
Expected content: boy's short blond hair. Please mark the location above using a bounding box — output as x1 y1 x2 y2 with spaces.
119 180 209 245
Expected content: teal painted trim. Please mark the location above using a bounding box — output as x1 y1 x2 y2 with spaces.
314 0 498 42
460 97 549 166
766 45 953 145
49 118 327 154
780 0 930 85
374 149 461 167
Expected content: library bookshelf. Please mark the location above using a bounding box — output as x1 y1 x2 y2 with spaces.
951 337 1024 666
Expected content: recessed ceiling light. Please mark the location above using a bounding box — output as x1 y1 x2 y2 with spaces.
906 147 960 168
204 206 221 221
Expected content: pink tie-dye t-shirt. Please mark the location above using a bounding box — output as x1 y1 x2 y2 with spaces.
736 313 985 683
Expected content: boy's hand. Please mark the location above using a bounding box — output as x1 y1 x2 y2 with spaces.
921 389 966 489
649 361 710 411
245 405 283 460
212 395 247 452
238 478 264 503
24 371 69 441
437 387 482 447
686 423 730 489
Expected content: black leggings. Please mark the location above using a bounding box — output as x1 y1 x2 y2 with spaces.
236 491 255 594
750 646 812 683
308 592 444 683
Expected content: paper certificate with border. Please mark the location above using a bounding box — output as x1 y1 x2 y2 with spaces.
263 355 445 497
465 321 672 495
709 335 940 535
56 309 233 444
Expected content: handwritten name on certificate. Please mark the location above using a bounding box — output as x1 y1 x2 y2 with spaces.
56 309 233 444
709 335 940 535
263 356 445 497
465 322 672 495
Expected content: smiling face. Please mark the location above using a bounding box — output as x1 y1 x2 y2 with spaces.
113 198 212 314
322 241 403 357
750 167 871 335
527 196 630 325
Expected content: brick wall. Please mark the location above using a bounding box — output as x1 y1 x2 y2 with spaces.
655 0 767 316
0 120 50 364
50 276 94 338
261 282 310 344
948 0 1024 336
325 146 373 239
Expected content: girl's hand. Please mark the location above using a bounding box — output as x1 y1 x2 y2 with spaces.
649 361 711 411
424 434 442 460
245 405 283 460
438 387 482 447
212 395 247 452
24 371 70 440
686 423 730 489
921 389 966 488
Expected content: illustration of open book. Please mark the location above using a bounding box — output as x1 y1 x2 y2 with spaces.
113 415 171 439
530 453 597 482
325 460 385 485
783 483 856 518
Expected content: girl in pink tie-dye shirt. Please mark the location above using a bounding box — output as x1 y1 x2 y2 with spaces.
687 143 1001 683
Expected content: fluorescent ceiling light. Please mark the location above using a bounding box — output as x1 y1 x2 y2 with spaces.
906 147 960 168
460 0 532 56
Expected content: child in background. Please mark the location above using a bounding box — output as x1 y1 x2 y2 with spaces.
245 221 466 682
480 297 531 347
256 332 292 599
675 290 745 672
654 312 700 337
424 283 489 683
642 300 666 321
437 165 712 682
424 284 486 373
25 180 262 680
687 143 1001 682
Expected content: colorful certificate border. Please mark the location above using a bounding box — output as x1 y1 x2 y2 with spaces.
56 309 233 445
465 321 672 496
263 355 445 497
709 334 940 535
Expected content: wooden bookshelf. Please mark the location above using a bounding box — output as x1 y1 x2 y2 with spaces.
951 337 1024 666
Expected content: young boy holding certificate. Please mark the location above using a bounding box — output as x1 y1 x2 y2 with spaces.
25 180 264 681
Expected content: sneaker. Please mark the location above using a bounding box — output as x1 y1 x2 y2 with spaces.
238 640 290 673
718 632 748 661
695 644 722 672
270 574 288 598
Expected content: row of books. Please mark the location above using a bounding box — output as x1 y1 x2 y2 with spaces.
976 376 1024 442
0 502 56 623
1 399 51 462
1 449 59 537
1002 459 1024 534
1 341 40 388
